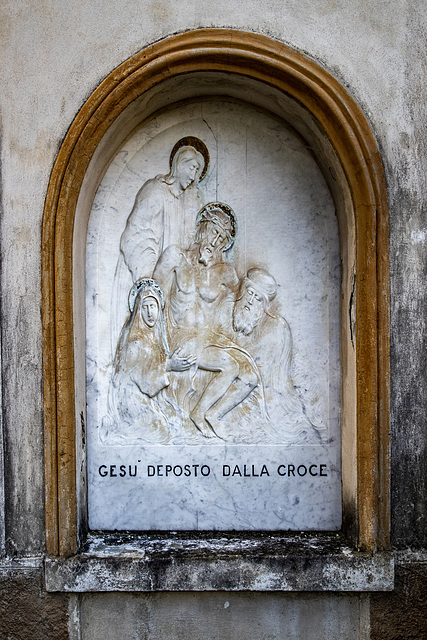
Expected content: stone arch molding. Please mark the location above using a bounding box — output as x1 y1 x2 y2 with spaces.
42 29 389 557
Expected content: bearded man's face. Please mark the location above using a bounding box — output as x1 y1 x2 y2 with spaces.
197 222 227 266
233 285 265 335
198 243 221 266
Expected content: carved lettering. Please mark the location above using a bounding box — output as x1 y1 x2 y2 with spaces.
87 128 341 531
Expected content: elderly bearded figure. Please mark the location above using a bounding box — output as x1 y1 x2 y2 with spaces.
154 203 260 439
233 268 326 443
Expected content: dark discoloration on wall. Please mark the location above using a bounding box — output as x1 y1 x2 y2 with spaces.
389 183 427 549
1 293 45 556
45 531 394 593
370 562 427 640
388 3 427 549
0 568 69 639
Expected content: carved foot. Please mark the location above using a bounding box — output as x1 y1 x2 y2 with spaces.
205 411 224 439
190 411 219 439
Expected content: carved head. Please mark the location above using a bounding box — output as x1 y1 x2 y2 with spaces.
169 136 209 181
127 278 170 352
244 268 277 305
174 148 204 191
195 202 237 265
165 142 206 192
233 268 277 335
128 278 166 314
140 295 159 328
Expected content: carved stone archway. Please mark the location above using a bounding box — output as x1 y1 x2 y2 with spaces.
42 29 389 556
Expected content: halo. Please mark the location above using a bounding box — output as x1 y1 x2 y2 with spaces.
128 278 165 313
196 202 237 251
169 137 209 181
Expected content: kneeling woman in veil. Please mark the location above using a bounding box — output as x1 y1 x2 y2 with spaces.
102 278 195 444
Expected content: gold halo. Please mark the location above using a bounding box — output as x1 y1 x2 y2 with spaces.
169 136 209 181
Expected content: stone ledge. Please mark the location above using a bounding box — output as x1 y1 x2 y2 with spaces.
0 557 43 576
44 532 394 592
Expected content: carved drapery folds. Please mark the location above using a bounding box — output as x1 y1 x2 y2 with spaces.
42 29 389 556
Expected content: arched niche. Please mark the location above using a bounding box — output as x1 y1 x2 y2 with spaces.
42 29 389 557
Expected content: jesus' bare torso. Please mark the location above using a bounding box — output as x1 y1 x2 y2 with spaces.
154 243 258 438
166 247 237 330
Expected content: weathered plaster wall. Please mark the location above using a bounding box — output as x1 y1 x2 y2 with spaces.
74 592 370 640
0 563 69 639
370 555 427 640
389 2 427 550
0 0 426 638
0 0 416 558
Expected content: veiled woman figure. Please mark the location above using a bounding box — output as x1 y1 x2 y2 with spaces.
101 278 195 444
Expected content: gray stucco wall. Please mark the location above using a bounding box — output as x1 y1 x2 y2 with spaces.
389 2 427 549
0 1 426 637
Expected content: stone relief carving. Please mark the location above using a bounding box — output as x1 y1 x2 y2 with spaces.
101 146 327 446
111 137 209 349
153 202 259 440
102 278 196 444
87 103 341 530
232 268 326 441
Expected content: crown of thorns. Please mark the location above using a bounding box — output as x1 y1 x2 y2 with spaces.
128 278 165 313
195 202 237 251
169 136 210 181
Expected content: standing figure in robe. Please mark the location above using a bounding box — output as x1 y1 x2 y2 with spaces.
111 137 210 350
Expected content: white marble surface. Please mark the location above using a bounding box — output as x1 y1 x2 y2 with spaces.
86 99 341 530
89 444 340 530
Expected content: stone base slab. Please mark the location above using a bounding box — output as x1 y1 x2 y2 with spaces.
45 533 394 592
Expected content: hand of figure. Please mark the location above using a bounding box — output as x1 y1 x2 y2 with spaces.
167 348 197 371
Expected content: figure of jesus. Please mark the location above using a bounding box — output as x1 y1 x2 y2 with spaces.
154 203 259 438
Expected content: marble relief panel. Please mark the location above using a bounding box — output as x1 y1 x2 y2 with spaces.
86 100 341 530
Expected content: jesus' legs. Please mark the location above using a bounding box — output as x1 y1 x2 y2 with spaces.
189 347 239 437
205 356 258 431
190 346 258 437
